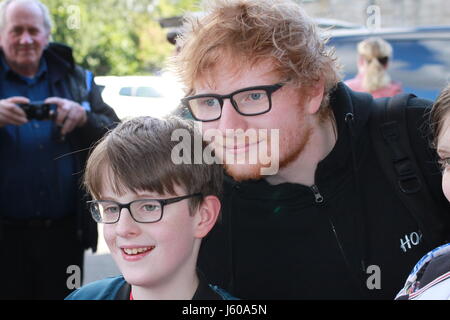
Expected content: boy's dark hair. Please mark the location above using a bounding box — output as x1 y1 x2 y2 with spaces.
84 116 223 215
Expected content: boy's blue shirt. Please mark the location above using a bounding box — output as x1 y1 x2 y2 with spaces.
66 276 126 300
65 274 238 300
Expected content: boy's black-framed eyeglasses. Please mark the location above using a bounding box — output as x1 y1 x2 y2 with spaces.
87 193 203 224
181 83 284 122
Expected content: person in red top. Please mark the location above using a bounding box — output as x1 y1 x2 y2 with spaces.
345 37 402 98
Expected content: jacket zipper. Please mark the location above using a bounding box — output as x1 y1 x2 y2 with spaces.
312 183 366 294
310 184 324 203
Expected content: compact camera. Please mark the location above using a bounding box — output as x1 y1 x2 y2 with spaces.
18 101 57 121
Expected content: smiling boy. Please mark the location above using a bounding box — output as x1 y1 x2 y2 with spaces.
66 116 234 300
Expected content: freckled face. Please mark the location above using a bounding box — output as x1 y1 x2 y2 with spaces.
194 59 316 181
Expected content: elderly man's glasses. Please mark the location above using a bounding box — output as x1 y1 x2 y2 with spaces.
181 83 284 122
87 193 202 224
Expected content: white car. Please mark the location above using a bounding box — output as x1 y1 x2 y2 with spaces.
94 75 184 120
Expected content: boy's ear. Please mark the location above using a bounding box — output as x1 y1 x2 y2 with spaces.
194 195 221 239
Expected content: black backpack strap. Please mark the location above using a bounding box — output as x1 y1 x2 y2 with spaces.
370 93 444 247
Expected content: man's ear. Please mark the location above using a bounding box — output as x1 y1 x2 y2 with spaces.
305 77 325 115
193 195 221 239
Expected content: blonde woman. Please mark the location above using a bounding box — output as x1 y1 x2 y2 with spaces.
345 37 402 98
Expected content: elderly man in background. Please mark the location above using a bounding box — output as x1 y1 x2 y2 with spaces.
0 0 119 299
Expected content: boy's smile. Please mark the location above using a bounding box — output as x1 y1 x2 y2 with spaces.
120 245 156 261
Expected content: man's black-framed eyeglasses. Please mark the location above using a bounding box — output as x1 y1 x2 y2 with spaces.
87 193 203 224
181 83 284 122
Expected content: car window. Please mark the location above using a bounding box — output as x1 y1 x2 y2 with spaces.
390 39 450 99
119 87 133 96
135 86 163 98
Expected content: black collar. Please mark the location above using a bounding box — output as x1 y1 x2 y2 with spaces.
192 271 222 300
115 280 131 300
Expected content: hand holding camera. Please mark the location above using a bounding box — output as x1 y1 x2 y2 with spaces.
0 96 29 127
0 96 87 136
1 97 56 125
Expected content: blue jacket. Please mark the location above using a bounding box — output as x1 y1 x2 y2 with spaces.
66 274 238 300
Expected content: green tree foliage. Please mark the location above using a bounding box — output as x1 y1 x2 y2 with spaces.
41 0 199 76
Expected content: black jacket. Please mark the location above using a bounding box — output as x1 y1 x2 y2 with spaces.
0 43 120 251
198 82 450 299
